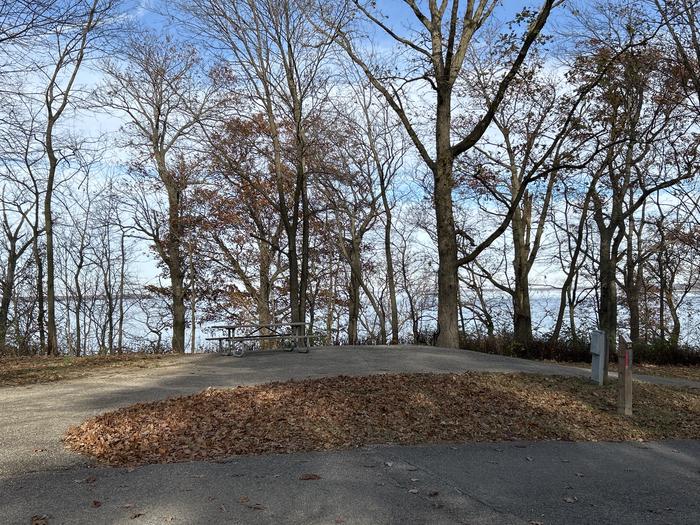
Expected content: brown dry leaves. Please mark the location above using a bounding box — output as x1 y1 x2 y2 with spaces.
0 354 184 386
548 361 700 382
632 364 700 382
64 372 700 467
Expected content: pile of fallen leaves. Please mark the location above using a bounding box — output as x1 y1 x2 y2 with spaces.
0 353 184 386
64 372 700 466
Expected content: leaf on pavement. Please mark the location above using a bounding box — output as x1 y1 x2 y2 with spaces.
299 473 321 480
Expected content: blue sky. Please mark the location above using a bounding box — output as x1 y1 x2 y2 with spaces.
136 1 560 36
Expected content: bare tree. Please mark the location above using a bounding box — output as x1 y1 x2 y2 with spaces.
97 31 223 353
0 188 34 353
574 5 696 375
458 52 580 345
317 0 557 347
0 1 57 77
176 0 335 339
349 80 408 345
316 125 382 343
31 0 119 355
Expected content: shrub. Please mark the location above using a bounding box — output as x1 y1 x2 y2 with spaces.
457 332 700 366
632 339 700 366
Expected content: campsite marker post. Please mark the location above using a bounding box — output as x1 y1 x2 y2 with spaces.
617 335 633 416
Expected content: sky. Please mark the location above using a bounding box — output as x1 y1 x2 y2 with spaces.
135 1 559 35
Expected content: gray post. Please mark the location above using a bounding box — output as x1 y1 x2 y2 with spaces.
590 330 608 385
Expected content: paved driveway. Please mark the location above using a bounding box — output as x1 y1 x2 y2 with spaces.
1 345 698 524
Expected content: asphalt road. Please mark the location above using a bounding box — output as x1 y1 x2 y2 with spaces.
1 345 698 524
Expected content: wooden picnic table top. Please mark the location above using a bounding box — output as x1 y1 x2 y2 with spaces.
210 322 309 330
210 334 312 342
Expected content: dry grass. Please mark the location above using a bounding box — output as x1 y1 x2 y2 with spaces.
64 372 700 467
0 353 186 386
628 363 700 382
555 361 700 382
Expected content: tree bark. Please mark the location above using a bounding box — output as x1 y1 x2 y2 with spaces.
347 240 362 344
32 234 46 355
598 231 616 381
73 256 84 357
665 287 681 348
258 240 273 348
511 192 533 345
0 245 17 353
434 90 459 348
190 250 196 355
44 120 59 356
117 231 126 353
167 185 186 354
381 183 399 344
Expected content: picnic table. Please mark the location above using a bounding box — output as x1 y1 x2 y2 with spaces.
206 322 316 357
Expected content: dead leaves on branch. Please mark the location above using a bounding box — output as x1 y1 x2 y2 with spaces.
64 372 700 467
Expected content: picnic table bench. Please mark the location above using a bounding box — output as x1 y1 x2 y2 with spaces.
206 322 317 357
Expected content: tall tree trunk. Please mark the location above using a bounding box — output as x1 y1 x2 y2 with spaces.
170 265 186 354
257 241 273 348
265 97 303 336
567 288 577 341
665 288 681 348
299 164 310 335
347 241 362 345
45 123 58 356
625 192 642 344
379 173 399 344
551 182 596 343
458 291 466 336
512 258 532 345
117 232 126 354
434 91 459 348
0 247 17 354
105 271 114 355
167 186 186 354
12 292 22 355
402 256 420 343
598 231 616 381
325 270 335 345
627 271 641 344
658 246 666 340
510 170 534 345
511 211 533 345
190 252 196 355
288 232 301 325
288 73 309 339
376 306 387 345
34 240 46 355
74 267 83 357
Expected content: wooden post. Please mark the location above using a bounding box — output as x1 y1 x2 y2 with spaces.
617 335 633 416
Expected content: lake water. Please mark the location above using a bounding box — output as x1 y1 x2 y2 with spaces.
52 289 700 354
